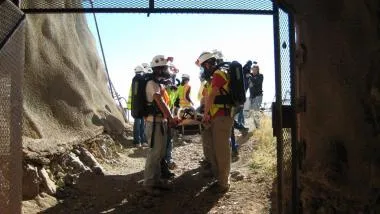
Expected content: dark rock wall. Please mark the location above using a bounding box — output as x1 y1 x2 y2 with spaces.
284 0 380 212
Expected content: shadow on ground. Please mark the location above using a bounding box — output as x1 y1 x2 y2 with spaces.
41 167 223 214
237 131 254 146
127 147 149 158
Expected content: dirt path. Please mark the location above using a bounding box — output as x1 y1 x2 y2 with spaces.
24 130 273 214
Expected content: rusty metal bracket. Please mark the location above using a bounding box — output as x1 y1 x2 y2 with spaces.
272 103 295 137
282 105 293 128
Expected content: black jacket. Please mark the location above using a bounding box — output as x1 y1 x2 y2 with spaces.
242 62 252 91
249 73 263 98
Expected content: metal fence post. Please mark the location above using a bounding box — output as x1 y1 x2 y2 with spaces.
273 2 283 214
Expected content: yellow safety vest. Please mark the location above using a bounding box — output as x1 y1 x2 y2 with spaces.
178 84 191 108
207 70 230 117
167 88 178 109
127 87 132 110
198 81 206 101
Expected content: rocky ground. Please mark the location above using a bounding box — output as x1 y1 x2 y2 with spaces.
22 120 275 214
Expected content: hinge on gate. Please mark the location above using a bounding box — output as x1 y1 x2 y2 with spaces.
282 105 293 128
296 96 306 113
272 103 294 137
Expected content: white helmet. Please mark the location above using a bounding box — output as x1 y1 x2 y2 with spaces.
150 55 172 68
134 65 144 73
182 74 190 79
178 107 196 120
196 51 215 66
211 49 224 60
142 62 153 73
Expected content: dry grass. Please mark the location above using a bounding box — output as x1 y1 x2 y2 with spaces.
250 115 277 179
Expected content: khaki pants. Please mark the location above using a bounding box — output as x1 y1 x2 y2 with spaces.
201 125 212 164
143 121 168 187
202 116 233 187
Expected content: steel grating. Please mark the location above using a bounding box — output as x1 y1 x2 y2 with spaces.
278 7 295 214
281 128 293 213
0 0 23 47
279 9 291 105
155 0 272 10
0 1 25 213
21 0 148 9
21 0 274 14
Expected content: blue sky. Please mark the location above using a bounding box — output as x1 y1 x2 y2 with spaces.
86 13 276 107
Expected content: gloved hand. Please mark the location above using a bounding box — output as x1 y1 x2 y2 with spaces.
168 117 180 128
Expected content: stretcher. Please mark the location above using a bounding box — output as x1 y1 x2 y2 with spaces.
175 116 204 136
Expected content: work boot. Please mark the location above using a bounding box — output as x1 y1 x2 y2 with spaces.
239 127 249 135
154 180 172 190
167 161 177 170
232 150 239 162
208 181 230 194
201 169 214 178
199 159 211 169
161 159 175 179
161 171 175 179
144 186 161 196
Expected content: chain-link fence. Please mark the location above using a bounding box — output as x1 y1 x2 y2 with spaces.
20 0 273 13
0 1 25 213
277 7 296 214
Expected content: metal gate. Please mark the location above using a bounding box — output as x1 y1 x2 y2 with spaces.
272 3 298 214
1 0 297 213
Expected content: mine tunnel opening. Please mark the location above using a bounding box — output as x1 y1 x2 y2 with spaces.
1 0 298 213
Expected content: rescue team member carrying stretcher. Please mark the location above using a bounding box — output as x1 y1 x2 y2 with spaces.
196 51 234 193
131 55 179 195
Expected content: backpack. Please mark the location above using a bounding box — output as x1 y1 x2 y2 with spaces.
214 61 246 107
131 73 154 119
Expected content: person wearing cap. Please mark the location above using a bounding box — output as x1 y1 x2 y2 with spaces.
249 62 264 129
129 65 148 148
177 73 194 108
143 55 178 194
196 51 234 193
238 60 254 125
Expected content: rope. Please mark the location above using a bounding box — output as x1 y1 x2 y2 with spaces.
89 0 114 97
89 0 128 122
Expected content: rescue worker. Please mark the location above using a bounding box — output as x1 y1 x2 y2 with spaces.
177 74 194 108
196 51 233 193
211 51 249 159
128 65 147 148
164 82 179 170
143 55 178 194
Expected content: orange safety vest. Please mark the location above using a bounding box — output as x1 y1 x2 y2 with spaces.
161 86 170 106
